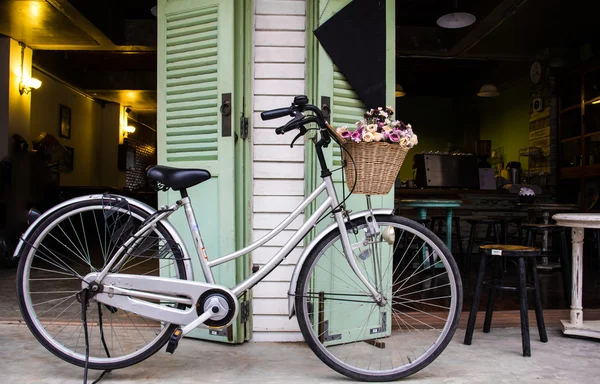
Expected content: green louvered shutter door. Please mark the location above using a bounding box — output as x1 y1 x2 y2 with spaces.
309 0 396 346
157 0 244 343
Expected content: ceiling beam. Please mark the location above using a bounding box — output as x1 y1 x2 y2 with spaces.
43 0 115 49
447 0 530 58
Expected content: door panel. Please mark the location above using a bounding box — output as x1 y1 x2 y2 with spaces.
309 0 395 345
157 0 249 343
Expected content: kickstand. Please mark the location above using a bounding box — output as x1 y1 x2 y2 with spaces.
79 289 112 384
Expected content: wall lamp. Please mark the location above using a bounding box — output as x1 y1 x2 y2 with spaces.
123 125 136 138
18 42 42 95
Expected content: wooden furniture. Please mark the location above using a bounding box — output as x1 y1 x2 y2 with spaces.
516 203 579 268
464 217 502 284
398 199 462 250
553 213 600 339
464 245 548 357
430 215 463 254
523 223 571 306
557 67 600 211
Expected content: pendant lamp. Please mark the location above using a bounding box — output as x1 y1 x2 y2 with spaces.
395 84 406 97
437 1 476 29
477 84 500 97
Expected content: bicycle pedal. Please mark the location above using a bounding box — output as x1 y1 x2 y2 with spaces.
166 327 183 354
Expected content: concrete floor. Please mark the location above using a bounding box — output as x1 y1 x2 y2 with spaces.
1 324 599 383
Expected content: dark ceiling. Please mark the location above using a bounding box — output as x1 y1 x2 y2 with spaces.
1 0 599 109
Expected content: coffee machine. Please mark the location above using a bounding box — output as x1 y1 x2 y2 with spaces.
506 161 522 184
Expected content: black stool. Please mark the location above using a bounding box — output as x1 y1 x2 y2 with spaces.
523 223 571 306
464 245 548 357
464 217 503 284
430 216 463 254
488 216 524 245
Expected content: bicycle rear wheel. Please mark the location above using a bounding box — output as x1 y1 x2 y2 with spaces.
17 196 187 370
295 214 462 381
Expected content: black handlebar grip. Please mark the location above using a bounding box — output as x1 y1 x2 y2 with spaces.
261 107 293 121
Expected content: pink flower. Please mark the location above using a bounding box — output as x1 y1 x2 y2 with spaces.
351 131 361 143
389 132 400 143
341 130 352 139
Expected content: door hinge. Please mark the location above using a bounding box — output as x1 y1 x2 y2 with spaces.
240 300 251 323
240 115 249 140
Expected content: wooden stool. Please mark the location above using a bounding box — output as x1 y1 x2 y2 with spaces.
464 217 503 285
488 216 524 245
464 245 548 357
430 216 463 254
523 223 571 306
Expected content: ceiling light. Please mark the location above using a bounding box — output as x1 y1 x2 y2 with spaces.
477 84 500 97
437 1 476 29
395 84 406 97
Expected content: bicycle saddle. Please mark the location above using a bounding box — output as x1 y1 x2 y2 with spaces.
147 165 211 190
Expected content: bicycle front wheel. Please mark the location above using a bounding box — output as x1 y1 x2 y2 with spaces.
17 196 187 370
296 214 462 381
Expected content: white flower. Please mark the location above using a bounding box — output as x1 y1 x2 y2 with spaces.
373 132 383 142
336 126 348 133
407 124 412 129
366 124 378 133
383 125 393 133
363 132 374 142
380 111 388 118
399 137 410 147
409 134 418 147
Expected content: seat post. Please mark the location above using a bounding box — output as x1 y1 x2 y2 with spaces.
179 188 189 199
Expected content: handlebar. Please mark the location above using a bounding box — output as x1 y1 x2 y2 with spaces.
260 96 331 152
260 107 294 121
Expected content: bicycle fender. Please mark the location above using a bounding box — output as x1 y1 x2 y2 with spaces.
11 194 195 281
287 208 392 318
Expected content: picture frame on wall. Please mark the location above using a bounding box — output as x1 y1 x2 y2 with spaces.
59 104 71 139
58 146 74 172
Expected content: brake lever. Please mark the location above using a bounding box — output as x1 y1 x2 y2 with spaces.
290 125 307 148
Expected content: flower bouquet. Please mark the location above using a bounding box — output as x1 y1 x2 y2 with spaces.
332 106 418 195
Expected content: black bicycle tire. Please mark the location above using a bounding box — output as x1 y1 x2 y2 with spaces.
16 198 187 371
295 214 462 382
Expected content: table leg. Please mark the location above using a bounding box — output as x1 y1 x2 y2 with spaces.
570 227 584 326
419 208 428 264
561 227 600 338
538 210 561 270
446 208 453 251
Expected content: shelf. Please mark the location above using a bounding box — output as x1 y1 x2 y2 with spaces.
585 97 600 106
560 164 600 179
519 147 544 158
560 104 581 114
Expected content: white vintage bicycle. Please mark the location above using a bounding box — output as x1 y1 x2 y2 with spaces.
14 96 462 382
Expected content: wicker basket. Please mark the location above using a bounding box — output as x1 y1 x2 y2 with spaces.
342 142 410 195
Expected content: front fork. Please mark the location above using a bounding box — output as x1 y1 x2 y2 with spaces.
324 177 387 306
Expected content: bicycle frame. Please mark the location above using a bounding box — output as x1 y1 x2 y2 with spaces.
94 174 384 307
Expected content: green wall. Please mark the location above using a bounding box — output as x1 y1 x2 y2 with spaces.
479 79 530 172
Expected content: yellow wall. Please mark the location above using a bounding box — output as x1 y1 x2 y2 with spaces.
30 70 104 186
479 79 531 171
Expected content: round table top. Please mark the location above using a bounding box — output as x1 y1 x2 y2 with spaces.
553 213 600 228
515 203 579 211
399 199 462 208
